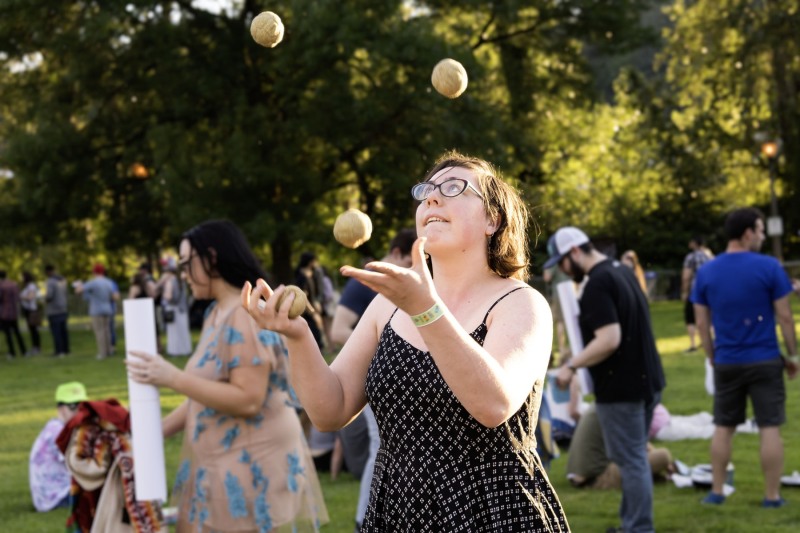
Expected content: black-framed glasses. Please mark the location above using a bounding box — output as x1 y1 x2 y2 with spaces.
411 178 484 201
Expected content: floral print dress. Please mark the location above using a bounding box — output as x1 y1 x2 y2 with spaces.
172 304 327 532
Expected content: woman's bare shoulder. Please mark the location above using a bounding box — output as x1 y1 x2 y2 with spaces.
486 280 549 321
361 293 400 327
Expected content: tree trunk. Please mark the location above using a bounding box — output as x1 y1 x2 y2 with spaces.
270 233 293 286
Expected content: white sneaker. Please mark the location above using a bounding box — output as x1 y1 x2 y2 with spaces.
780 471 800 486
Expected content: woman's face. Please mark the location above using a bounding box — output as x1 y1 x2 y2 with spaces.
179 239 212 300
621 254 634 269
415 166 494 255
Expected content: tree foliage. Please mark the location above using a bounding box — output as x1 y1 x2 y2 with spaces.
0 0 656 279
657 0 800 253
2 0 797 284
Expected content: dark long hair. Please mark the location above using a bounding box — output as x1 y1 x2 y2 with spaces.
181 220 268 289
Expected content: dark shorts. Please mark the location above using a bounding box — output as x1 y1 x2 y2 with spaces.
713 358 785 427
683 300 695 325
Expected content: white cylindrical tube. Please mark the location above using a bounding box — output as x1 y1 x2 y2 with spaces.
123 298 167 502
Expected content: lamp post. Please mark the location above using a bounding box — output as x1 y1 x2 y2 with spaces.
760 140 783 261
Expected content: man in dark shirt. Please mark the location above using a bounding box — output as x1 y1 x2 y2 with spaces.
44 265 70 357
0 270 27 358
548 227 665 533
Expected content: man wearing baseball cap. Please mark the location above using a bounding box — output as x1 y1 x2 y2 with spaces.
29 382 88 511
548 226 665 533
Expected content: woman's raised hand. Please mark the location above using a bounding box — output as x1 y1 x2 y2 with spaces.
241 279 308 338
340 237 437 316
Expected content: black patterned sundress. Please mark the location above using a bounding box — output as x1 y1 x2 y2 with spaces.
362 287 570 532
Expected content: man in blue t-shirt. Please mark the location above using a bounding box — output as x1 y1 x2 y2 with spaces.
692 207 798 508
331 228 416 533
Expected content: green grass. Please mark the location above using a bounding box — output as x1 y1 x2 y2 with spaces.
1 301 799 532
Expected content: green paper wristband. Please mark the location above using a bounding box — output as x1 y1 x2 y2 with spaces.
411 303 444 327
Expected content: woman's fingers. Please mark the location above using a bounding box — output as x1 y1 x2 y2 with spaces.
125 358 151 382
410 237 433 284
342 264 424 309
356 261 402 279
251 279 272 308
128 350 155 361
340 266 390 294
241 281 252 309
124 360 143 372
126 352 178 387
410 237 427 270
242 278 275 316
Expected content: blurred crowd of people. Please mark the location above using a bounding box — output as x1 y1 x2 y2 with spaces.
1 259 195 362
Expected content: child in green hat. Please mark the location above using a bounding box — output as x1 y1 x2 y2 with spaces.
29 381 87 511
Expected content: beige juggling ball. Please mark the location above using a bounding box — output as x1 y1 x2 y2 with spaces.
275 285 307 318
333 209 373 249
250 11 284 48
431 58 468 99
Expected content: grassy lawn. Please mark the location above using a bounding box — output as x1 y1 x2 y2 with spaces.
1 301 799 531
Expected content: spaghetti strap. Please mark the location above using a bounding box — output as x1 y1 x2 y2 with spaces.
481 286 532 324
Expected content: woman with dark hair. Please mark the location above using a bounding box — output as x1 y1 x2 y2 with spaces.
20 271 41 355
244 152 569 531
127 220 327 533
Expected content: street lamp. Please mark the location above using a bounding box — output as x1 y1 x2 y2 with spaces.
130 163 149 179
760 140 783 261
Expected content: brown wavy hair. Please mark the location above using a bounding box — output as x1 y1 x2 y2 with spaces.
423 150 530 281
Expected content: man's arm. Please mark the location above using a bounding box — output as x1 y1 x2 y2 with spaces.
773 295 798 379
145 279 159 299
569 323 621 368
330 305 359 347
694 303 714 363
556 323 621 387
680 267 692 301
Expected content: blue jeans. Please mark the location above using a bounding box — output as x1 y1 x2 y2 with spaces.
356 405 380 525
109 308 117 349
48 313 70 355
596 391 661 533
